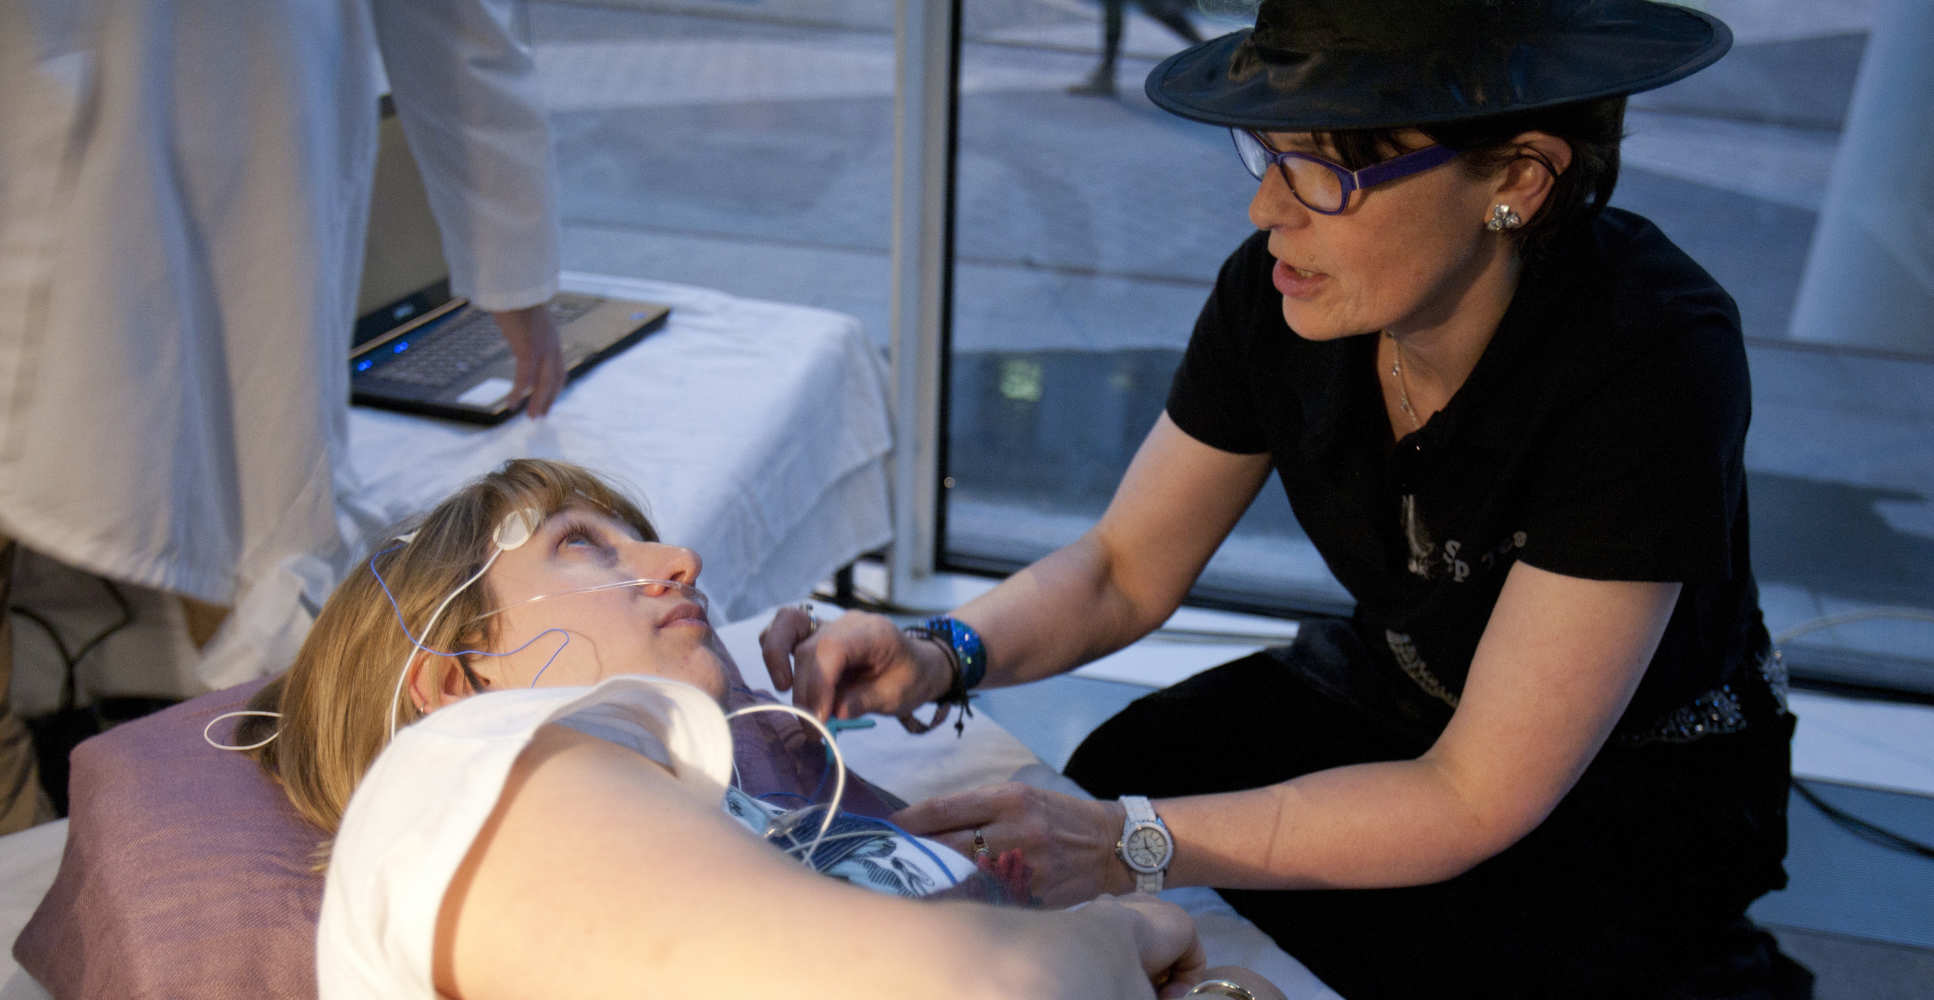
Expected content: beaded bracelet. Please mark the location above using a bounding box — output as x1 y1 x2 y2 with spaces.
897 615 986 737
924 615 986 691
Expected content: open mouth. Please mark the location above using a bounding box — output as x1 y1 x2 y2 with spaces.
1272 259 1327 297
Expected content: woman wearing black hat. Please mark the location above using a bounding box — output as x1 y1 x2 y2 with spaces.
766 1 1809 995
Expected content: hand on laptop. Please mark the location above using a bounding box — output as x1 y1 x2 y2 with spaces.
491 303 566 418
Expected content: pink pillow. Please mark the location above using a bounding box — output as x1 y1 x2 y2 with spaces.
13 677 323 999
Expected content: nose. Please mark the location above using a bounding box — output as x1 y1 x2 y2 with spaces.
625 539 702 589
1248 168 1311 232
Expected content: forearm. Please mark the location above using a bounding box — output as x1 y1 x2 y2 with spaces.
1156 756 1513 893
953 529 1174 689
446 727 1164 1000
606 874 1168 1000
1151 571 1675 894
683 890 1154 1000
374 0 560 309
946 416 1266 691
941 901 1166 1000
489 302 549 330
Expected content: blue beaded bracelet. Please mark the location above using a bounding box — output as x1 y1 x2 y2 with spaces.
923 615 987 692
898 615 987 736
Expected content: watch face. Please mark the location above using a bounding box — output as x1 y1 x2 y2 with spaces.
1124 825 1170 871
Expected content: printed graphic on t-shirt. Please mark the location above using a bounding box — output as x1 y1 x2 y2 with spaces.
1400 494 1527 583
722 787 960 897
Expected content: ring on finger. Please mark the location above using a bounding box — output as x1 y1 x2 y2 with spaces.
971 828 990 859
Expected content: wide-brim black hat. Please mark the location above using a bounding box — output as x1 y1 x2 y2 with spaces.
1146 0 1731 130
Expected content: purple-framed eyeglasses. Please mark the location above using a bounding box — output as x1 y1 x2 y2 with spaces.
1231 129 1460 215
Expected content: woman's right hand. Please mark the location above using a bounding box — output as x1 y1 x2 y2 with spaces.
1075 894 1207 998
758 608 954 722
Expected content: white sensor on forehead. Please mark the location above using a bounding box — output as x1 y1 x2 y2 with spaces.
493 508 539 551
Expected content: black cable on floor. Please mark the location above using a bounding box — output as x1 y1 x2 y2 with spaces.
1791 777 1934 861
9 577 140 817
7 577 135 714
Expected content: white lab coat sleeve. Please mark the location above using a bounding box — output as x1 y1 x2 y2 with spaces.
369 0 561 313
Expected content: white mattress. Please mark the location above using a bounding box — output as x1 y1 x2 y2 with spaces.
0 611 1339 998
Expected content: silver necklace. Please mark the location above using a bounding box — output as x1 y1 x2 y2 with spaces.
1386 331 1431 576
1386 331 1420 431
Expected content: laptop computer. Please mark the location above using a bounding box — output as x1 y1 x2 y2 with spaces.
350 101 669 424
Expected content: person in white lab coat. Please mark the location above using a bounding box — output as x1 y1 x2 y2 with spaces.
0 0 567 833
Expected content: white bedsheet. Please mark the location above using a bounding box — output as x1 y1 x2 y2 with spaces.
0 611 1341 998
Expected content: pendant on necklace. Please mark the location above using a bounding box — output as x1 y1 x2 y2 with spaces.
1401 493 1433 577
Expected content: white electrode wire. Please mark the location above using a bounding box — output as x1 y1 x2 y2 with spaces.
387 547 505 743
467 577 704 625
724 702 847 865
202 710 283 751
772 815 962 887
778 829 882 858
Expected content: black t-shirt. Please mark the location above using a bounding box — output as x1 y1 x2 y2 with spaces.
1167 208 1768 732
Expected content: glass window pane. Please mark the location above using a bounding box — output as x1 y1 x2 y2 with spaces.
941 2 1347 614
940 1 1933 690
534 1 899 352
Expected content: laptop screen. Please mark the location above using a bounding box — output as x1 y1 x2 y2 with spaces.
353 102 454 349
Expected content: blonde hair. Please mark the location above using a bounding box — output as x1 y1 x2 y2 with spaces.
242 459 656 839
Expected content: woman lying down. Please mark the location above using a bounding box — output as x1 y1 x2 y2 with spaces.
231 458 1284 1000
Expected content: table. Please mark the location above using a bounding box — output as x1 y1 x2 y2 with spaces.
343 273 894 627
8 275 891 701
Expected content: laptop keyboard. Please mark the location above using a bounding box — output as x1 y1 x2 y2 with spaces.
368 294 602 388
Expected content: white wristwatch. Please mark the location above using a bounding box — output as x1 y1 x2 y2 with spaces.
1115 795 1174 893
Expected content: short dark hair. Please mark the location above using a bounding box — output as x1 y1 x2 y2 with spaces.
1316 95 1628 260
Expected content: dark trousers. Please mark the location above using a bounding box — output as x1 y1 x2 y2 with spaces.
1064 623 1813 999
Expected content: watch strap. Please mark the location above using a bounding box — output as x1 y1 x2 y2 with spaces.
1117 794 1172 893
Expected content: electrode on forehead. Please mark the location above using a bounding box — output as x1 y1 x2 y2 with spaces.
494 507 540 550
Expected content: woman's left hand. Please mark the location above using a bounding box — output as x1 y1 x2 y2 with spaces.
891 781 1128 906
